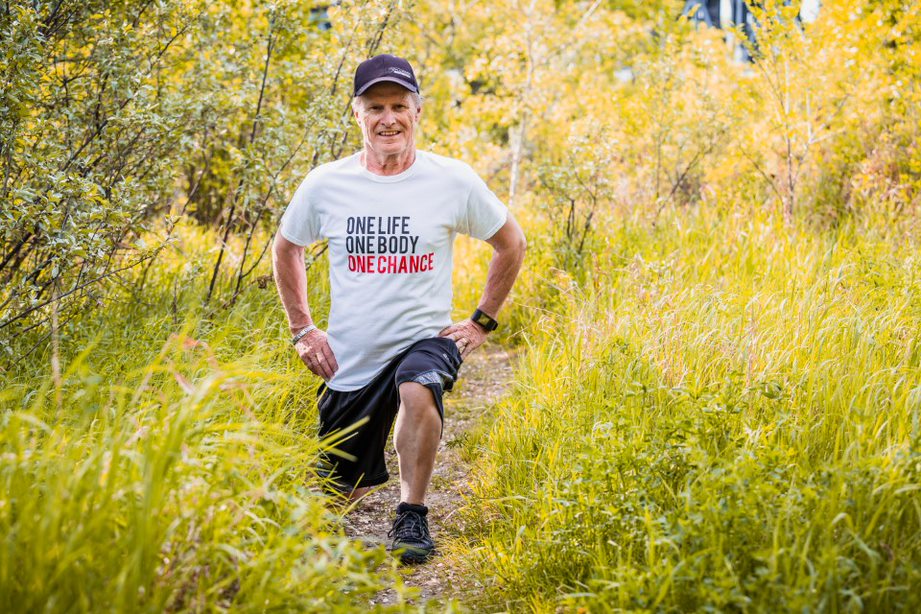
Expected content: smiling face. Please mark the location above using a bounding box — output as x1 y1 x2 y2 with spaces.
353 82 421 172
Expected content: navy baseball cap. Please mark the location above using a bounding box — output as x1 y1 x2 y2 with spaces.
353 54 419 96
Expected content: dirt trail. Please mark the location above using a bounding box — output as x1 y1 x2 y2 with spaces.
340 344 515 608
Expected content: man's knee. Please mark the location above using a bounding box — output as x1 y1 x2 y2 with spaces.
398 381 436 413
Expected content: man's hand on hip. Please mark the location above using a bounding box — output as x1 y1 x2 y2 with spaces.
439 319 488 360
295 328 339 380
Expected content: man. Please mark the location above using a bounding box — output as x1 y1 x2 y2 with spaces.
272 54 526 564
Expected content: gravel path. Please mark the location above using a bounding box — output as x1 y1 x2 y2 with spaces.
339 344 515 609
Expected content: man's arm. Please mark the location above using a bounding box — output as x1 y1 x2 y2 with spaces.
440 212 526 358
272 231 338 380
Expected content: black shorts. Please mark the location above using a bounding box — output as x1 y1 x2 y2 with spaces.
315 336 463 491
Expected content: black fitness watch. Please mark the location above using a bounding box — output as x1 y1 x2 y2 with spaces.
471 308 499 332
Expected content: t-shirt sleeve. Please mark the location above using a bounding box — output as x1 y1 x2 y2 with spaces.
459 165 508 240
279 175 322 246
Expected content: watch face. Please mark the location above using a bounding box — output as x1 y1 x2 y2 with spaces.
472 310 497 331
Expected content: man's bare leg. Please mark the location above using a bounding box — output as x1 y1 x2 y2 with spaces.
348 486 371 502
393 382 441 504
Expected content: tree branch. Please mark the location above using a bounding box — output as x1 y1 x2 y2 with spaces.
0 252 158 331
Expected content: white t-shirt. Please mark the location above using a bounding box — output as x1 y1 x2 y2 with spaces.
280 150 508 391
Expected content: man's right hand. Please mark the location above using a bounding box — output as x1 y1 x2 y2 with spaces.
294 328 339 381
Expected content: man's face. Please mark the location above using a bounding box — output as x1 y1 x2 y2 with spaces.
354 82 420 159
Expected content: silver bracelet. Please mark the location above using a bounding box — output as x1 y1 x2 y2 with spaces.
291 325 317 346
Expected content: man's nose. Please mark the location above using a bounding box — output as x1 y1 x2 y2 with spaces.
380 107 396 124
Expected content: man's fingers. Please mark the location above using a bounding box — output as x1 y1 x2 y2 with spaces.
455 332 483 359
319 342 338 374
302 352 325 379
315 339 338 380
319 362 332 381
312 352 323 379
326 351 339 374
439 319 489 359
312 351 330 380
460 340 476 359
304 359 322 379
295 329 338 381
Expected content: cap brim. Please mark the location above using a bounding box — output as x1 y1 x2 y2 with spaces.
354 76 418 96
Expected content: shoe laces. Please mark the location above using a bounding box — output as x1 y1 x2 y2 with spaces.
388 509 429 542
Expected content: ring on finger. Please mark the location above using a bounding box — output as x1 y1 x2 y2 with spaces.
316 352 324 362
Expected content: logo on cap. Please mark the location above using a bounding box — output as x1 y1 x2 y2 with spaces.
389 67 412 79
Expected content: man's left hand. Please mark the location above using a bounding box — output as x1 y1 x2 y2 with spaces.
439 319 488 360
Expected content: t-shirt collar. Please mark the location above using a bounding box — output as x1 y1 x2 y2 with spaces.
356 150 421 183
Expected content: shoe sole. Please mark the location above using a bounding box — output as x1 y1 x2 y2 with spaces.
393 544 435 565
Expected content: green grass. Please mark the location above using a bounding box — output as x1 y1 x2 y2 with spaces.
4 208 921 611
0 229 419 612
454 208 921 611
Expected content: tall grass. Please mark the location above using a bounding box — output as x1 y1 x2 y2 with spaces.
456 208 921 611
0 227 417 612
6 206 920 611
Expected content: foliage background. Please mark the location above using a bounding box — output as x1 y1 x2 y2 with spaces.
1 0 920 611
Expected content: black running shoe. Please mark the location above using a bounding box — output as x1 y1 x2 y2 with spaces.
388 502 435 564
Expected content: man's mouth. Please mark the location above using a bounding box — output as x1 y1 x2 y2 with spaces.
378 130 400 137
